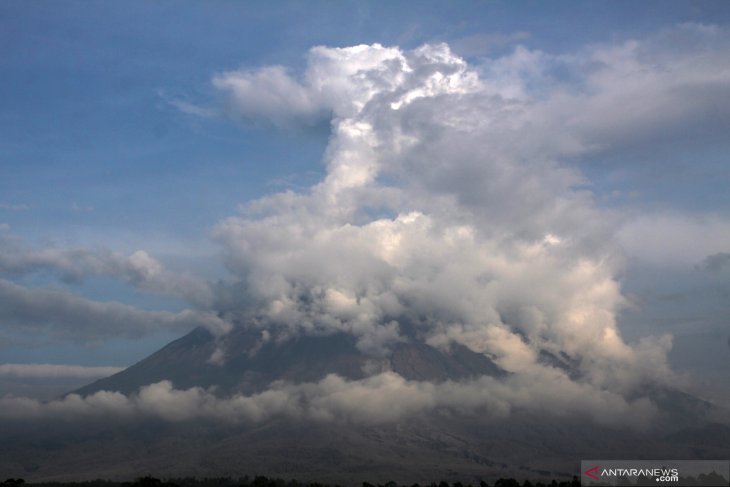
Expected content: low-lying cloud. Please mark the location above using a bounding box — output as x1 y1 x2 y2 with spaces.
0 372 656 430
0 363 123 380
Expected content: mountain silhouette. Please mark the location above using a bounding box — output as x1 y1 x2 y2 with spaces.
75 326 505 396
2 326 728 484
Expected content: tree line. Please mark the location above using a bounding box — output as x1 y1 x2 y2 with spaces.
3 475 581 487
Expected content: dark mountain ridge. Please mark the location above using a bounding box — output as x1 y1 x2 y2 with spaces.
76 326 505 396
2 326 726 484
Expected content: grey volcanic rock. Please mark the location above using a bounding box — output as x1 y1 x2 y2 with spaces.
76 326 505 396
76 327 221 396
391 341 504 381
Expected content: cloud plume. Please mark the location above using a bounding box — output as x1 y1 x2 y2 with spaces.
209 37 701 397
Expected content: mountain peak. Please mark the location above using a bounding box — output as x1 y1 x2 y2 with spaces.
75 326 505 397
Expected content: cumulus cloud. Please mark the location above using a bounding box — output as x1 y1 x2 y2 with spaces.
213 65 329 128
475 23 730 158
214 24 730 157
208 36 700 397
0 373 657 430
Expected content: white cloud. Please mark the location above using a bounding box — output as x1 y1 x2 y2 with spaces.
523 24 730 157
0 373 657 429
212 24 730 161
0 229 215 307
213 65 326 128
209 38 694 398
212 43 479 129
0 229 227 346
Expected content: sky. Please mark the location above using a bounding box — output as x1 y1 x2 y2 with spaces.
1 0 729 413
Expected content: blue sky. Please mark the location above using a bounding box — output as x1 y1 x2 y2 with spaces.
1 1 729 403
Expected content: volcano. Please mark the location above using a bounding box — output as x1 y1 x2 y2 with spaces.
75 326 505 397
1 326 728 484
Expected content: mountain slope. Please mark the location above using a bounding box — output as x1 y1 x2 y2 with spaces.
7 326 718 483
76 326 505 396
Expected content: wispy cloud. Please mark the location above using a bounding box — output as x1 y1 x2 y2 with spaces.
0 363 123 380
70 203 95 213
0 230 215 306
0 203 29 211
0 278 229 344
619 213 730 267
449 31 532 58
699 252 730 272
